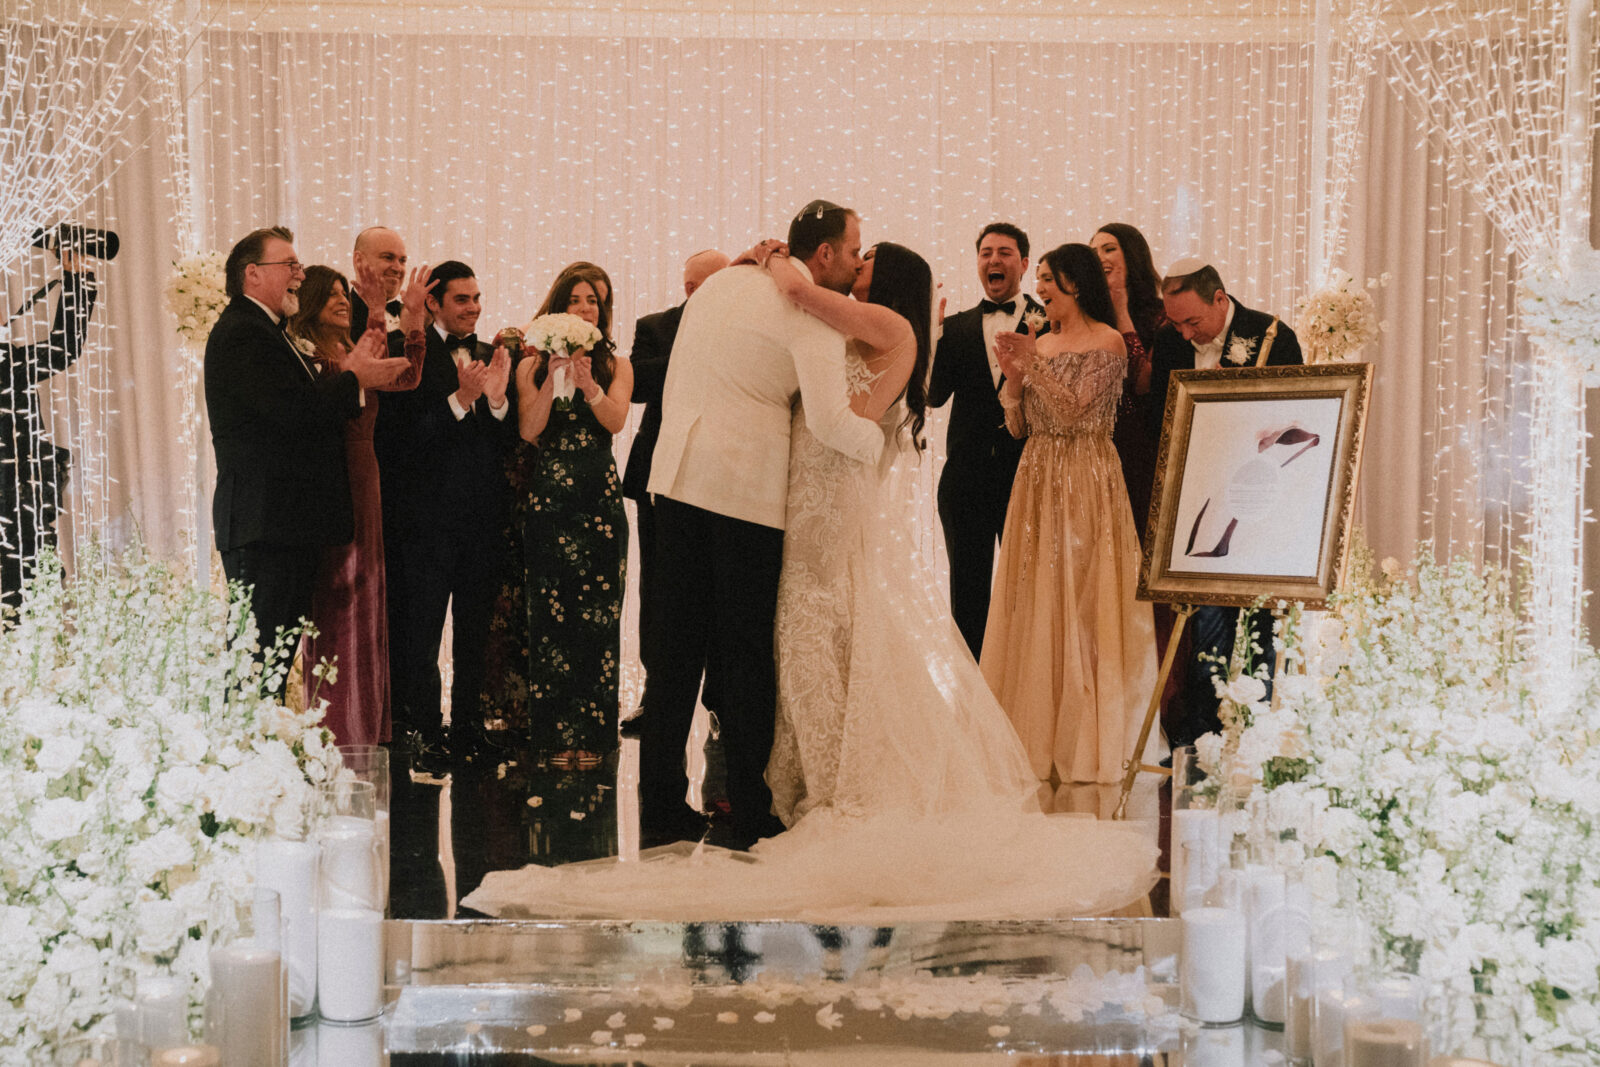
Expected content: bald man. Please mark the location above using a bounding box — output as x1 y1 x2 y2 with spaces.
623 249 730 677
349 226 408 336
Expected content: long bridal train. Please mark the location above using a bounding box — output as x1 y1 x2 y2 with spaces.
465 408 1159 923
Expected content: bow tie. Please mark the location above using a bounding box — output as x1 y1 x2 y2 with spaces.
979 299 1016 316
448 333 477 348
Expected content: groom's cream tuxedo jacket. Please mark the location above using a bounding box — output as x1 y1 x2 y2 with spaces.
648 262 884 530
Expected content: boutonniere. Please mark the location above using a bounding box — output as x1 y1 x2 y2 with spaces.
292 335 317 359
1224 335 1258 366
1022 308 1049 336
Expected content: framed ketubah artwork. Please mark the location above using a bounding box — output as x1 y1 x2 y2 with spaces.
1138 362 1373 610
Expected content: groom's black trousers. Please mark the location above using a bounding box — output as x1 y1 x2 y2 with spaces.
638 496 785 840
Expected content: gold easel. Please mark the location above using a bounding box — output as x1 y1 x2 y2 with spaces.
1112 603 1195 820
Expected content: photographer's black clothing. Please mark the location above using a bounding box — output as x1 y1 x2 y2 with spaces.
2 270 95 611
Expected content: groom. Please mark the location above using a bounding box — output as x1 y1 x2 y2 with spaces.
638 200 885 850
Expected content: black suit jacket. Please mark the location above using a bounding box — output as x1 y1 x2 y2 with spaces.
204 297 361 551
349 296 402 340
928 296 1042 481
1147 296 1304 439
622 302 683 502
374 328 515 540
2 271 96 551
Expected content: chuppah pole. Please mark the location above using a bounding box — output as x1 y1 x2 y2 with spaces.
1113 603 1195 821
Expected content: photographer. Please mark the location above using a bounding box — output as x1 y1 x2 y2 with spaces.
2 237 99 613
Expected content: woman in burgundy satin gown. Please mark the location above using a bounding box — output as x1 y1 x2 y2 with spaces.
289 264 425 745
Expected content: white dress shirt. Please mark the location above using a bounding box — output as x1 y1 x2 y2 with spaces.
437 321 509 421
981 294 1029 388
1190 300 1237 370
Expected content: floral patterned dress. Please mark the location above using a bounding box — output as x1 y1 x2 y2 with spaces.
524 391 626 754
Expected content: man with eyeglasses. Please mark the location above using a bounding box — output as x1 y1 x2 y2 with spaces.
205 225 410 686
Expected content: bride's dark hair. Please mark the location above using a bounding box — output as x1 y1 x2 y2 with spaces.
864 241 933 450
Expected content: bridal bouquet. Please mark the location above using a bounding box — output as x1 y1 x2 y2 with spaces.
1293 269 1386 364
1199 545 1600 1063
525 312 602 357
1518 245 1600 386
0 546 339 1060
164 251 228 345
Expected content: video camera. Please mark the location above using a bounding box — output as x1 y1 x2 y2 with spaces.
29 223 119 261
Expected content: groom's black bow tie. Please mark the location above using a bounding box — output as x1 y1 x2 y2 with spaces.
448 333 477 349
979 299 1016 316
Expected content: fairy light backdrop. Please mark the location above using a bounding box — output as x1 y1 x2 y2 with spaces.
7 0 1597 701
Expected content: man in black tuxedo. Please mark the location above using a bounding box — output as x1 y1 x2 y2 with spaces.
623 248 729 677
349 226 407 336
2 248 96 614
204 226 407 681
374 260 512 774
1147 257 1303 747
928 222 1043 658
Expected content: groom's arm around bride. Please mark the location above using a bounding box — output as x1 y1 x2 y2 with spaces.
637 200 883 850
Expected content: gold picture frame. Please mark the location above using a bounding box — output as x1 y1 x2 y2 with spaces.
1138 362 1373 610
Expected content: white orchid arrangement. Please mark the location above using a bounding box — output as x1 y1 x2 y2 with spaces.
0 546 339 1061
164 251 229 346
1518 246 1600 387
1294 270 1387 365
1197 541 1600 1063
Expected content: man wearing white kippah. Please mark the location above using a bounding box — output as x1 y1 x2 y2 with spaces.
1146 257 1303 749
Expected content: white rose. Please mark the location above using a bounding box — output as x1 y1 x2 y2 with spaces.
1223 674 1268 706
155 764 207 811
32 734 84 779
128 827 196 884
1546 940 1599 996
33 797 90 842
135 897 187 956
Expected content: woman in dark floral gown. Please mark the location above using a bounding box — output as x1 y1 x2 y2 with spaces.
479 263 612 742
513 264 633 768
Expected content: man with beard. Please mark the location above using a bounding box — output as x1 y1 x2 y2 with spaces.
204 225 408 684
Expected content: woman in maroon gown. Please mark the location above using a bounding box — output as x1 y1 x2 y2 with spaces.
289 264 426 745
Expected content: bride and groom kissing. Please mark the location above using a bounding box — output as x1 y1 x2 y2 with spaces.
634 199 1044 852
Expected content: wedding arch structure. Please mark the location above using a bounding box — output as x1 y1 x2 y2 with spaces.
4 0 1596 701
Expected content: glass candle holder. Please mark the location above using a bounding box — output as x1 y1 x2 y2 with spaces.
203 887 288 1067
316 779 384 1024
335 745 390 914
1181 868 1247 1026
254 795 319 1020
1344 972 1428 1067
1426 987 1520 1067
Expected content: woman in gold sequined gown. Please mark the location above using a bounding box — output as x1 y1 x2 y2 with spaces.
981 243 1163 814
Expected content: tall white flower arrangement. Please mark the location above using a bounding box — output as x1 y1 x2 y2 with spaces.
164 251 228 346
0 547 338 1060
1293 270 1386 364
1199 546 1600 1063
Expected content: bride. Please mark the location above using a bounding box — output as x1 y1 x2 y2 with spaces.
462 242 1158 922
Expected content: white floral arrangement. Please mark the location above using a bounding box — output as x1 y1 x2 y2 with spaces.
1518 245 1600 387
1198 543 1600 1063
525 312 602 357
1222 334 1260 366
164 251 229 346
0 546 339 1061
1293 269 1387 364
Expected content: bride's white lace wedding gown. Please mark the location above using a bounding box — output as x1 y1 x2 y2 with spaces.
462 344 1158 922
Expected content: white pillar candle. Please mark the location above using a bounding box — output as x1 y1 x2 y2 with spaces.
1171 808 1220 915
1181 906 1247 1024
316 908 384 1023
1285 952 1316 1061
205 942 287 1067
1254 962 1289 1026
255 837 318 1018
319 815 379 912
1315 983 1357 1066
1346 1017 1427 1067
316 1018 384 1067
152 1047 222 1066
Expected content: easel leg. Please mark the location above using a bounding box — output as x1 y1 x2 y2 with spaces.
1113 603 1196 820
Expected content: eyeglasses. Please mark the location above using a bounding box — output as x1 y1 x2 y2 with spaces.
256 259 306 274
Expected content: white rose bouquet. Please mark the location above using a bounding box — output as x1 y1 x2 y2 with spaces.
526 312 603 405
1199 541 1600 1064
1293 270 1386 364
0 546 340 1061
164 251 229 345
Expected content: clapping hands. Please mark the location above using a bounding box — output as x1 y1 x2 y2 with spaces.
399 265 435 334
345 328 411 388
994 330 1036 381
